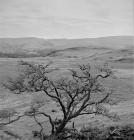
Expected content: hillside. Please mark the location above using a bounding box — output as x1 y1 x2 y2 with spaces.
0 36 133 57
0 36 134 139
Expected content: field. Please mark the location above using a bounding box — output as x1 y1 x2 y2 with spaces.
0 36 133 139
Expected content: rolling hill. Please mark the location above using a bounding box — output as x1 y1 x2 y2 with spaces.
0 36 133 56
0 36 134 139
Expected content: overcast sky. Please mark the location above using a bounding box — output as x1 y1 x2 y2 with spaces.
0 0 133 38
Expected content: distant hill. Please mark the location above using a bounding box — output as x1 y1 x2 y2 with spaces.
0 36 133 58
0 37 54 53
49 36 134 49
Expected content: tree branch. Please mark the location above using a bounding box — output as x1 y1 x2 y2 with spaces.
96 74 110 79
79 111 97 116
33 112 44 140
43 89 67 119
37 112 55 134
0 114 25 126
69 89 91 119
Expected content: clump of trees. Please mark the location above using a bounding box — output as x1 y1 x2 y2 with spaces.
1 61 116 140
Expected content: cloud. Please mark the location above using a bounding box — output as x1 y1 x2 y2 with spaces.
0 0 133 38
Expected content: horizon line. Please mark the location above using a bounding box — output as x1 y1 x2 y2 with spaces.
0 35 133 40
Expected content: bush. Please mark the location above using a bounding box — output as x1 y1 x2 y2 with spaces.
0 108 17 120
79 125 134 140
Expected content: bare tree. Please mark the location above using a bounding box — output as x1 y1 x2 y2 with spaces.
2 61 114 140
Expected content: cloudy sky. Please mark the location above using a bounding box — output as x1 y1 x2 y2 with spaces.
0 0 133 38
